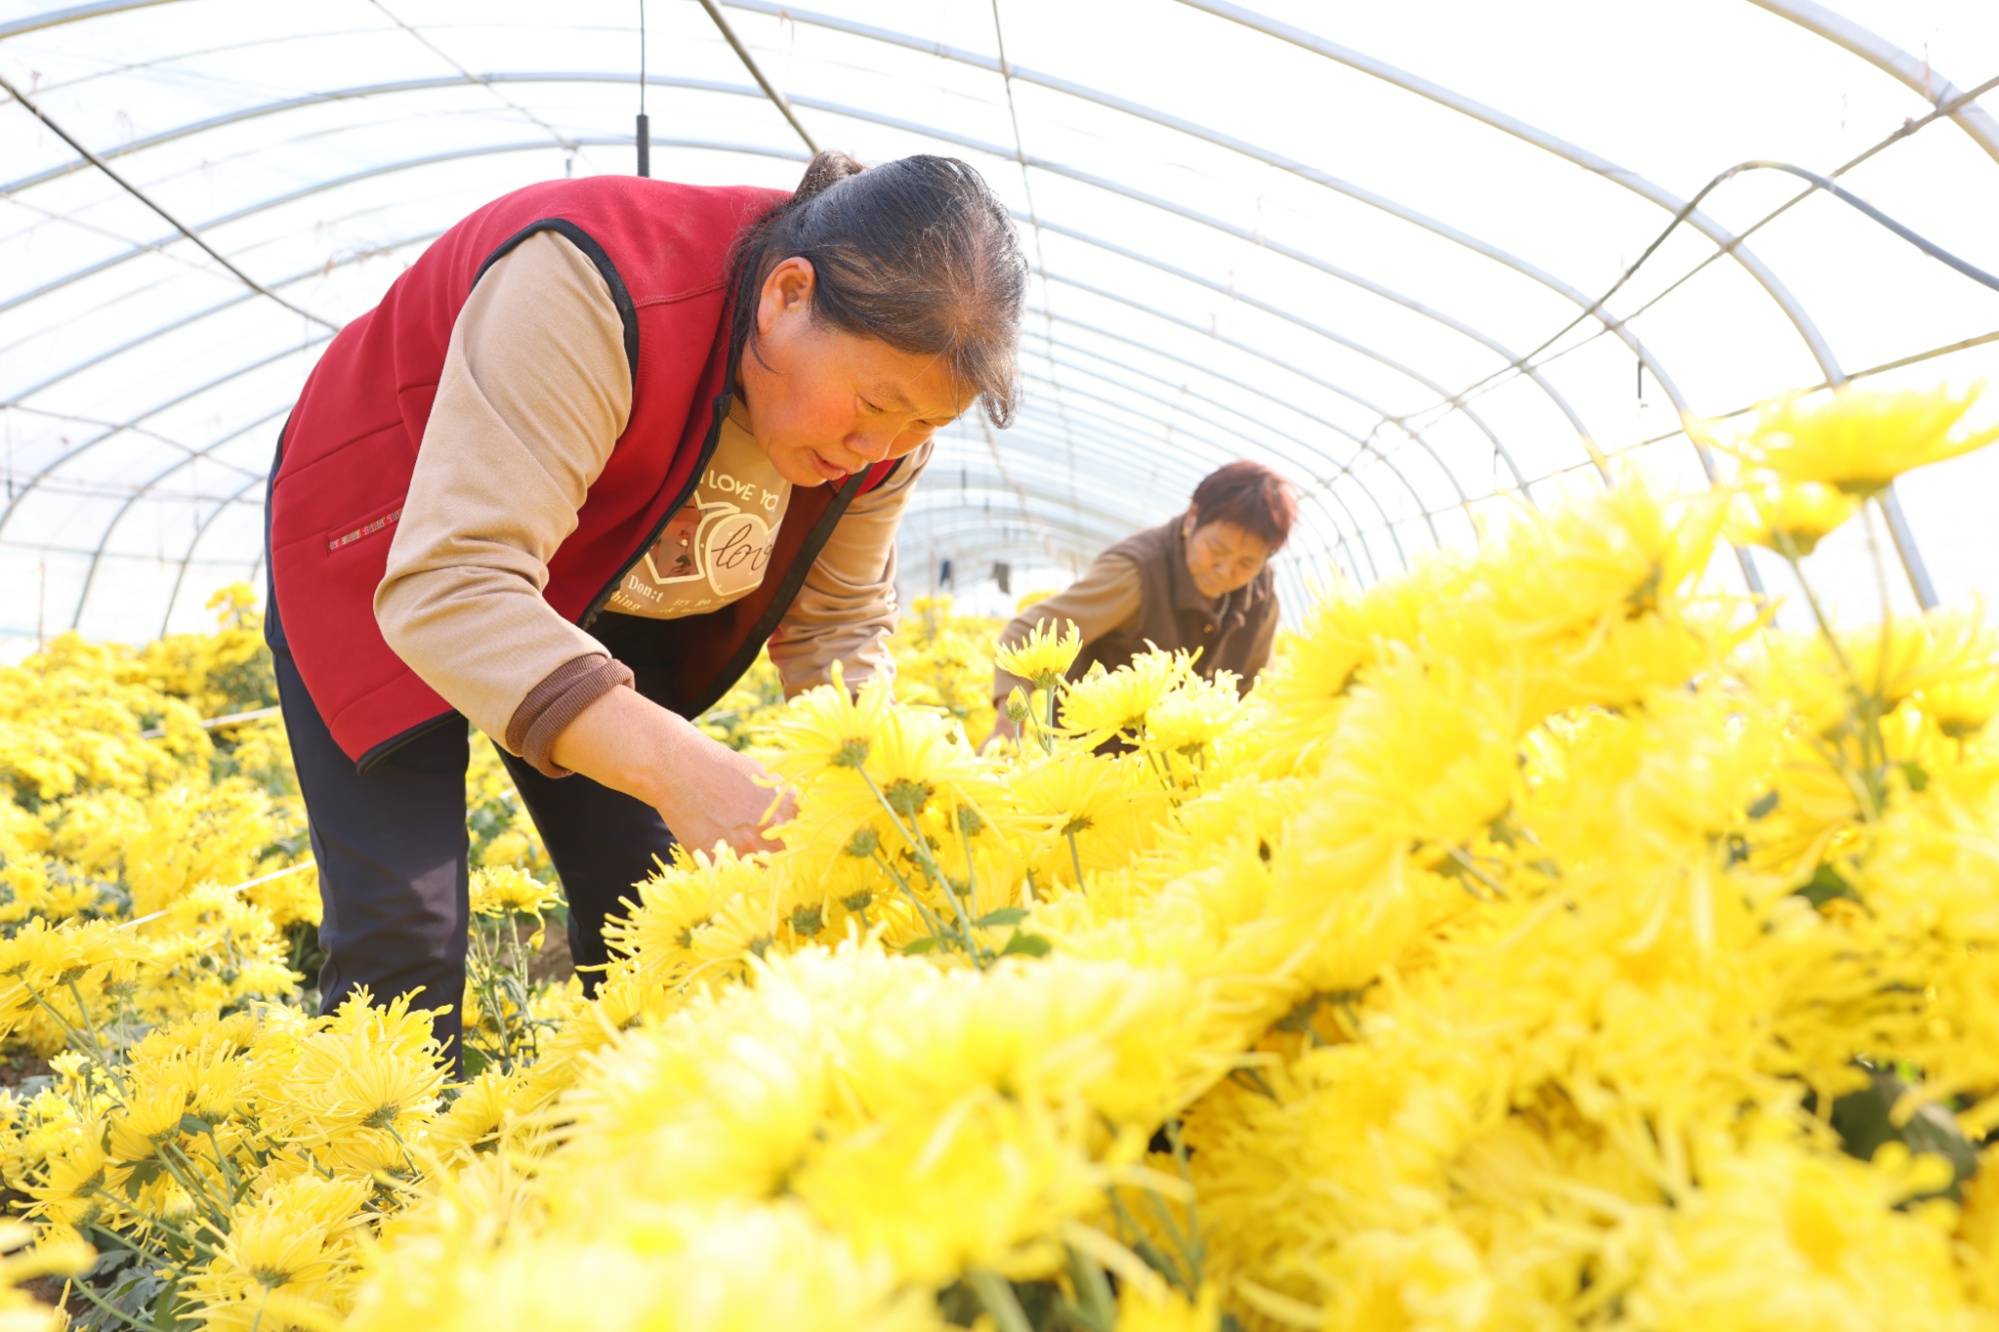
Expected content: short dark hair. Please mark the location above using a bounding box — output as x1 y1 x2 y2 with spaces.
729 151 1027 427
1189 460 1298 550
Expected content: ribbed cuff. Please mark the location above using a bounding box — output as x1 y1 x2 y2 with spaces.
505 654 635 778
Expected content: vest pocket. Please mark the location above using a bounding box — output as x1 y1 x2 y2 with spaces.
323 503 404 555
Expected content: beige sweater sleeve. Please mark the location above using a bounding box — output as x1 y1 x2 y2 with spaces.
767 438 934 697
374 231 634 774
992 550 1143 702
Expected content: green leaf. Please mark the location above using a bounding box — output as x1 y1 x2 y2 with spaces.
121 1158 165 1200
899 936 941 955
1131 1238 1181 1285
975 907 1028 928
1000 931 1052 958
1746 789 1780 820
1796 862 1859 908
1832 1066 1977 1204
1274 994 1323 1034
177 1114 212 1137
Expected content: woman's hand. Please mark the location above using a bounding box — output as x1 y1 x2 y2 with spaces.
653 736 797 857
547 684 795 856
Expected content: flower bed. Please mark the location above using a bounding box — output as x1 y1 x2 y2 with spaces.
0 388 1995 1330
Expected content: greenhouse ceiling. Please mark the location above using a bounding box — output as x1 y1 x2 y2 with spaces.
2 0 1997 649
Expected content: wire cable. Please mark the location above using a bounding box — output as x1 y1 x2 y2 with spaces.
987 0 1081 521
1393 72 1999 438
0 71 339 332
695 0 817 153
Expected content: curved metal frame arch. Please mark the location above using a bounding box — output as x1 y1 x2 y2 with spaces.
25 227 436 630
936 430 1370 586
1007 365 1429 576
1012 303 1486 536
931 430 1354 570
0 0 1968 605
1012 364 1441 548
36 333 1367 629
1006 310 1467 567
1014 327 1473 519
710 0 1877 492
897 508 1331 615
0 72 1600 511
1011 321 1434 567
0 55 1645 475
3 135 1481 571
17 230 1468 633
0 53 1646 510
903 475 1154 537
7 229 444 407
3 100 1543 548
894 512 1123 558
0 136 759 536
156 467 263 635
1040 267 1529 495
935 426 1359 580
1748 0 1999 166
0 335 331 543
1 72 1545 501
11 223 1455 600
964 417 1379 576
1172 0 1846 377
71 400 290 625
772 95 1607 457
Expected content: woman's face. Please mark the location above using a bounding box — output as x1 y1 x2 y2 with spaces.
1184 514 1273 599
738 257 970 488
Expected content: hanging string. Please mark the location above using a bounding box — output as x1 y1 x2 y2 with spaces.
635 0 651 176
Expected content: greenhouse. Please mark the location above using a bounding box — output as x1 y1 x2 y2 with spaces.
2 1 1999 1328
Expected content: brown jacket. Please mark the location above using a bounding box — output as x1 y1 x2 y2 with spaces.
995 518 1278 700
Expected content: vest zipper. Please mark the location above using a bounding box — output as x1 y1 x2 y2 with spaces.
682 468 869 718
579 382 733 632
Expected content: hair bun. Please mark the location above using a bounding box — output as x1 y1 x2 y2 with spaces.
795 150 866 203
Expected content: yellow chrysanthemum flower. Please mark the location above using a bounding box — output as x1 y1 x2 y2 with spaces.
1726 478 1862 557
0 1219 91 1332
467 865 562 920
1711 383 1998 497
994 617 1083 690
185 1173 372 1332
1060 649 1193 750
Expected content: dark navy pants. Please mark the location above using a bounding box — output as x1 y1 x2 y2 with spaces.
264 600 677 1069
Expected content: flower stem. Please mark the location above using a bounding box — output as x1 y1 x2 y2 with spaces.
1446 847 1508 900
870 850 951 944
1166 1117 1207 1278
858 769 983 962
1775 529 1884 819
969 1269 1034 1332
1067 1245 1118 1331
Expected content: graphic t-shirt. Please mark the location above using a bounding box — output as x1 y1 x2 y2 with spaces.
605 402 793 619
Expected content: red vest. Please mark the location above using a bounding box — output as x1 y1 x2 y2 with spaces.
268 177 901 770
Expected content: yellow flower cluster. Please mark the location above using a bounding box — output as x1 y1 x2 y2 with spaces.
0 387 1994 1329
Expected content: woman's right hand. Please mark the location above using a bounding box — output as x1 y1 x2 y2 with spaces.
652 734 796 857
549 684 795 857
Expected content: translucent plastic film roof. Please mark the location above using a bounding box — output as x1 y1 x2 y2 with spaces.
3 0 1998 649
